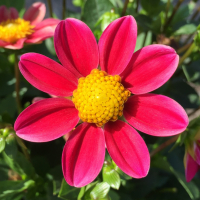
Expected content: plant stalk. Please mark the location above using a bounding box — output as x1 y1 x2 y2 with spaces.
165 0 171 22
47 0 53 18
177 43 192 54
164 0 183 31
190 6 200 21
150 135 179 157
14 54 22 114
62 0 66 19
142 31 148 47
178 42 196 67
136 0 139 13
121 0 129 16
16 136 30 161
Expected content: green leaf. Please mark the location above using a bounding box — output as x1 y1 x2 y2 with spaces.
2 135 35 178
0 180 35 198
109 0 123 8
0 135 5 153
171 2 195 26
72 0 85 7
103 165 120 190
0 0 25 12
111 160 132 180
170 168 200 200
82 181 99 200
82 0 114 29
45 38 56 56
194 30 200 50
2 151 35 178
134 14 152 32
135 31 152 52
173 24 197 36
140 0 165 16
152 156 200 199
58 179 80 200
4 134 17 157
96 12 119 32
78 186 85 200
90 182 110 200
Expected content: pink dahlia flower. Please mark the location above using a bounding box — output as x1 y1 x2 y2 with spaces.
0 2 60 49
14 16 189 187
184 140 200 182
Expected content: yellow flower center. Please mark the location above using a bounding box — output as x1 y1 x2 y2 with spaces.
0 18 34 44
72 69 131 127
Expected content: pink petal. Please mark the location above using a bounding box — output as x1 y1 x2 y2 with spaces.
104 120 150 178
14 98 79 142
98 16 137 75
54 18 99 78
19 53 78 97
124 94 189 136
9 7 19 19
3 38 26 50
62 123 105 187
34 18 60 30
0 39 9 47
23 2 46 25
25 27 54 43
185 152 199 182
194 143 200 165
0 6 9 22
120 44 179 94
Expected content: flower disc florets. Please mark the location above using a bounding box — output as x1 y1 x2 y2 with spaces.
0 18 34 43
72 69 131 127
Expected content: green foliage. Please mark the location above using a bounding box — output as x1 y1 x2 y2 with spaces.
58 179 80 200
103 165 120 190
0 135 5 153
0 0 25 12
152 156 200 199
90 182 110 199
82 0 114 29
173 24 197 36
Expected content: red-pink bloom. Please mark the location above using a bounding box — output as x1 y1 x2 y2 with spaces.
184 140 200 182
14 16 189 187
0 2 60 49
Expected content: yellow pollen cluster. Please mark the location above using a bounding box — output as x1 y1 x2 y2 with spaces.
72 69 131 127
0 18 34 43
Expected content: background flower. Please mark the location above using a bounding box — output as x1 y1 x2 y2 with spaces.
0 2 60 49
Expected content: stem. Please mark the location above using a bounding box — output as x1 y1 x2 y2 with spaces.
190 6 200 21
188 106 200 117
62 0 66 19
182 6 200 46
165 0 171 22
136 0 139 13
177 43 192 54
16 136 30 161
47 0 53 18
178 42 196 67
142 31 148 47
150 135 179 157
121 0 129 17
164 0 183 31
14 54 22 114
183 34 193 46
